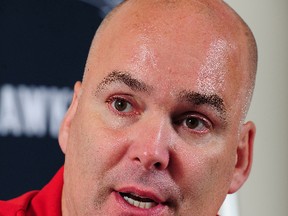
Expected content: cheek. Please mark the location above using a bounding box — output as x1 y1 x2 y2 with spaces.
67 108 130 177
176 141 236 201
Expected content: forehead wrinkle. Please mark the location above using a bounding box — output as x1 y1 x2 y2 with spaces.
178 90 227 120
95 70 153 94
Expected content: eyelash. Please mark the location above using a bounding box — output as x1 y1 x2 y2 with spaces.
106 95 139 116
173 113 212 134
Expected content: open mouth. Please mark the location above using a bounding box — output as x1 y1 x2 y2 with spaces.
119 192 158 209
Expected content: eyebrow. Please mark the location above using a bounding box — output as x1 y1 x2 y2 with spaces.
178 90 227 118
96 70 152 93
96 71 227 120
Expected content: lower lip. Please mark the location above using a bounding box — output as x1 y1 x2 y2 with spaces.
113 191 167 215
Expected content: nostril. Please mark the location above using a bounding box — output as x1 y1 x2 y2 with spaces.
154 162 161 168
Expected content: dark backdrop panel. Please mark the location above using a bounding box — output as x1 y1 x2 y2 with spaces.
0 0 122 200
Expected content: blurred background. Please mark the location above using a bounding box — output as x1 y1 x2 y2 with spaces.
0 0 287 215
225 0 288 215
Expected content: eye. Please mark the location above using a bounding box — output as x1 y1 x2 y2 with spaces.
184 117 207 131
110 97 133 113
175 114 212 133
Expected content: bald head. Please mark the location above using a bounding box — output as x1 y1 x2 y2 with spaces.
84 0 257 118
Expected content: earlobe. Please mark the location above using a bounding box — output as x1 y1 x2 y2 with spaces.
58 81 82 154
228 121 256 194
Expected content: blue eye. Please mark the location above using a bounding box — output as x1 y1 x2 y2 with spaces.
111 97 133 113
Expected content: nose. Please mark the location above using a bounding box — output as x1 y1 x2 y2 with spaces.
128 117 171 170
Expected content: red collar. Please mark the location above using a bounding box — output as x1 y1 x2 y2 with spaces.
28 166 64 215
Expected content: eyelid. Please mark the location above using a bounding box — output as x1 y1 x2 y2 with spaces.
173 112 213 133
106 94 141 116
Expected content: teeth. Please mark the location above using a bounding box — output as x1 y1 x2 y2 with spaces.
123 195 157 209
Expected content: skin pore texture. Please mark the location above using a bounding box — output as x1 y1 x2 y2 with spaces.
59 0 257 215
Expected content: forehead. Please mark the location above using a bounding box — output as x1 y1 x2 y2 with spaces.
91 1 242 70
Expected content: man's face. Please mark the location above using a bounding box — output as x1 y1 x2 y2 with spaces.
59 2 254 216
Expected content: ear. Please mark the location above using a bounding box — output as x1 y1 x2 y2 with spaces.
58 81 82 154
228 121 256 194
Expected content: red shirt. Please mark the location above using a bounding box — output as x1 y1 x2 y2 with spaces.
0 167 63 216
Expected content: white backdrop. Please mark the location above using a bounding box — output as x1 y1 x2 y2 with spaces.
219 194 239 216
225 0 288 216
